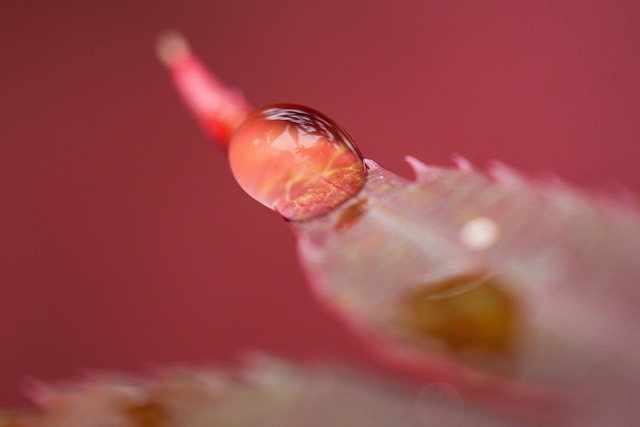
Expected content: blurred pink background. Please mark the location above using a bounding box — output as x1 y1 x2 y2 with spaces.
2 1 639 408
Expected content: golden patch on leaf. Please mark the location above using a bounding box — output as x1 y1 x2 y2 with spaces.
0 417 28 427
404 274 517 354
336 198 367 230
125 400 168 427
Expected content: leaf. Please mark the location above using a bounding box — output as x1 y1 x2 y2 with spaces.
292 157 640 425
2 356 515 427
157 34 640 423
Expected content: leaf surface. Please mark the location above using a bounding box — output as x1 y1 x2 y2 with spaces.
293 158 640 425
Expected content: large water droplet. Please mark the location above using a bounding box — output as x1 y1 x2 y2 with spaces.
228 104 366 220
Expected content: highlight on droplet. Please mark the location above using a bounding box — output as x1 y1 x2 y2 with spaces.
459 216 499 251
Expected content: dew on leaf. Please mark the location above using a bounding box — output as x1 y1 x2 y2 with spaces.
228 104 366 220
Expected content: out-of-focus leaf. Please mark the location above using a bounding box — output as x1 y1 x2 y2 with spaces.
2 356 515 427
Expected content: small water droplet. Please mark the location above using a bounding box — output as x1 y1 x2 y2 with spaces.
228 104 366 220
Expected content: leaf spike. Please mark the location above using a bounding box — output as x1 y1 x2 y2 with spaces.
156 31 252 147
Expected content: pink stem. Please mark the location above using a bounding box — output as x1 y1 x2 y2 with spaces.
157 31 252 147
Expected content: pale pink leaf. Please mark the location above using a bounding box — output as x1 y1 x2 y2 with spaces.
292 157 640 425
2 357 515 427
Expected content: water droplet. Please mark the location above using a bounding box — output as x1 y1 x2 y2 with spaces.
228 104 366 220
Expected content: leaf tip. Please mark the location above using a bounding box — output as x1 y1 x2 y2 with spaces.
156 30 191 68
